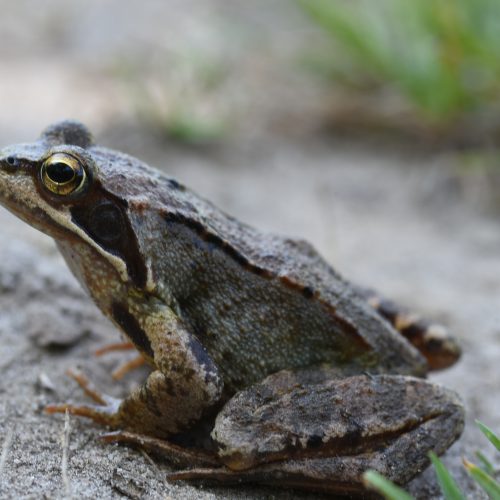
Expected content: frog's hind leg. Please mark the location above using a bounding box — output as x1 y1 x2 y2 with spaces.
169 370 464 495
169 414 454 495
355 285 461 370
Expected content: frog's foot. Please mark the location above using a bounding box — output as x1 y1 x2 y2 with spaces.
167 453 399 495
101 431 219 468
45 369 122 427
95 342 146 380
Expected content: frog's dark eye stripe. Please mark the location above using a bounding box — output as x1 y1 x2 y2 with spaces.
71 194 147 289
40 153 87 196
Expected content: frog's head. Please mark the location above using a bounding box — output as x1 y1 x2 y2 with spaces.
0 121 147 288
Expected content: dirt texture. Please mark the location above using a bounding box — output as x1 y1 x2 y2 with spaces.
0 1 499 499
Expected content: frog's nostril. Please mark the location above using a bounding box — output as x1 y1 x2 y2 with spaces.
0 155 18 171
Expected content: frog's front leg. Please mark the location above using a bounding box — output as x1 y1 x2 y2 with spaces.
48 295 224 439
171 369 464 495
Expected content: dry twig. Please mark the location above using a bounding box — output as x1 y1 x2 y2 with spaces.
61 409 72 498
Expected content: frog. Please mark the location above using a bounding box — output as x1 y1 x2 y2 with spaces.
0 121 464 496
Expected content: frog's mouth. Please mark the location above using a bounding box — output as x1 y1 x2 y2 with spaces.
0 175 74 241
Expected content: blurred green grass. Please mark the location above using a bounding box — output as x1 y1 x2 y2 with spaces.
112 48 229 145
298 0 500 140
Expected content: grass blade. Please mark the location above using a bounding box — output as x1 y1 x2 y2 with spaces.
464 459 500 499
476 420 500 452
363 470 415 500
429 452 466 500
297 0 500 129
475 450 495 476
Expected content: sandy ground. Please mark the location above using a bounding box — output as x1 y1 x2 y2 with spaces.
1 1 499 499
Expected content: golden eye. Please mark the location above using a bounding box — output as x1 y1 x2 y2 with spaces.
40 153 87 196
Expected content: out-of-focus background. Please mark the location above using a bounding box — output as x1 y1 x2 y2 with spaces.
0 1 499 498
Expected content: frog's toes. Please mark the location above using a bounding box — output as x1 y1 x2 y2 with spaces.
110 355 146 380
101 431 220 468
94 342 146 380
45 401 121 427
94 341 135 356
65 368 117 404
45 368 122 427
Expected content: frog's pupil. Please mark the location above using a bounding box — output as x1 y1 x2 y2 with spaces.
47 162 75 184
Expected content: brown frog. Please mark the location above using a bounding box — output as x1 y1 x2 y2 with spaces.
0 121 463 496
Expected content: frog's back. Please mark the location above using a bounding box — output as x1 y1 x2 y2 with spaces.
93 147 428 391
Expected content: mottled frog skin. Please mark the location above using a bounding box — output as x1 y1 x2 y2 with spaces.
0 122 464 496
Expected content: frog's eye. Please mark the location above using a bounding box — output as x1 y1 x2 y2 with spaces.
40 153 87 196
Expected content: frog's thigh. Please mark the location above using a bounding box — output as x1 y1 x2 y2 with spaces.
199 371 463 492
